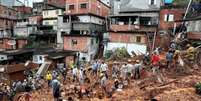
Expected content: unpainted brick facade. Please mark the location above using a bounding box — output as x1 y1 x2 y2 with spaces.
29 15 43 25
66 0 110 17
159 7 185 30
109 32 147 44
13 6 32 14
0 5 17 29
63 36 90 52
0 38 27 50
46 0 66 6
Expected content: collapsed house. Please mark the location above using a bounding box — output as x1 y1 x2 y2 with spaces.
104 0 161 56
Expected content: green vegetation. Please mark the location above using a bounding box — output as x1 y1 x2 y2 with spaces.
195 82 201 95
104 47 130 60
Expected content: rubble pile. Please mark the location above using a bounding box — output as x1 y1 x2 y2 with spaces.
106 47 130 61
11 51 201 101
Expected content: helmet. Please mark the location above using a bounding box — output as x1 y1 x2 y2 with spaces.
100 73 104 78
187 44 191 47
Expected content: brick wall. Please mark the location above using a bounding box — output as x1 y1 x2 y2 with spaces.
63 36 90 52
17 39 27 49
66 0 110 17
0 5 17 30
29 15 43 25
187 32 201 40
13 6 32 14
0 38 27 50
159 8 184 30
47 0 66 6
109 32 147 44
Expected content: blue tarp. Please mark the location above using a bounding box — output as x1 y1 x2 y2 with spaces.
192 4 201 10
164 0 173 4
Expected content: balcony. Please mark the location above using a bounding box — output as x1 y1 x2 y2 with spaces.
110 24 157 32
31 30 57 35
0 14 16 20
187 32 201 40
72 22 105 32
16 22 28 27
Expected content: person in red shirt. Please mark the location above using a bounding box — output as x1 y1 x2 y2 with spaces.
151 52 160 74
151 52 164 83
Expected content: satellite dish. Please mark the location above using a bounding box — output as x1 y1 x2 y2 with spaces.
7 40 16 45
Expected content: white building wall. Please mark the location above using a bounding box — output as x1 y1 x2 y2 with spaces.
0 55 8 61
77 15 104 25
43 9 63 18
33 55 46 64
14 27 29 37
90 16 104 25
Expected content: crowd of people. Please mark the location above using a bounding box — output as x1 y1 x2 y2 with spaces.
0 42 198 101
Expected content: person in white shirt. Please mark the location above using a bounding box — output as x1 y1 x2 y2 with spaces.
126 60 134 78
100 61 108 78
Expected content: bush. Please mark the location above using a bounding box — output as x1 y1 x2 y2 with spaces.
195 82 201 95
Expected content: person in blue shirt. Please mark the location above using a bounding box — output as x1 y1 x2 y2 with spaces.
166 50 174 68
92 61 98 75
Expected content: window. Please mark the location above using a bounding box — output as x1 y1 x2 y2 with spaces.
91 39 94 45
136 36 141 43
39 56 43 61
45 22 49 25
0 39 3 44
149 0 155 5
56 10 59 14
80 3 87 9
164 14 174 22
72 39 77 46
69 4 74 10
63 17 68 23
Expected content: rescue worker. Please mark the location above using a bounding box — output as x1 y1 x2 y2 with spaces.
72 66 78 82
151 52 160 75
46 71 52 87
134 60 142 79
100 73 107 93
166 50 174 68
126 60 133 78
100 61 108 78
92 61 98 75
186 44 196 64
112 61 119 78
52 78 61 101
151 52 163 83
173 50 180 69
121 63 128 80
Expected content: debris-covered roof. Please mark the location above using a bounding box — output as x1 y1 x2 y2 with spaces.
0 49 34 56
47 50 77 60
5 63 39 74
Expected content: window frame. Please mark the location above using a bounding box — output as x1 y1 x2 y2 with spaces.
136 36 141 43
164 14 174 22
69 4 75 10
80 3 88 9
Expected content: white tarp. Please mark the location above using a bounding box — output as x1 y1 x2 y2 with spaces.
105 42 147 56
